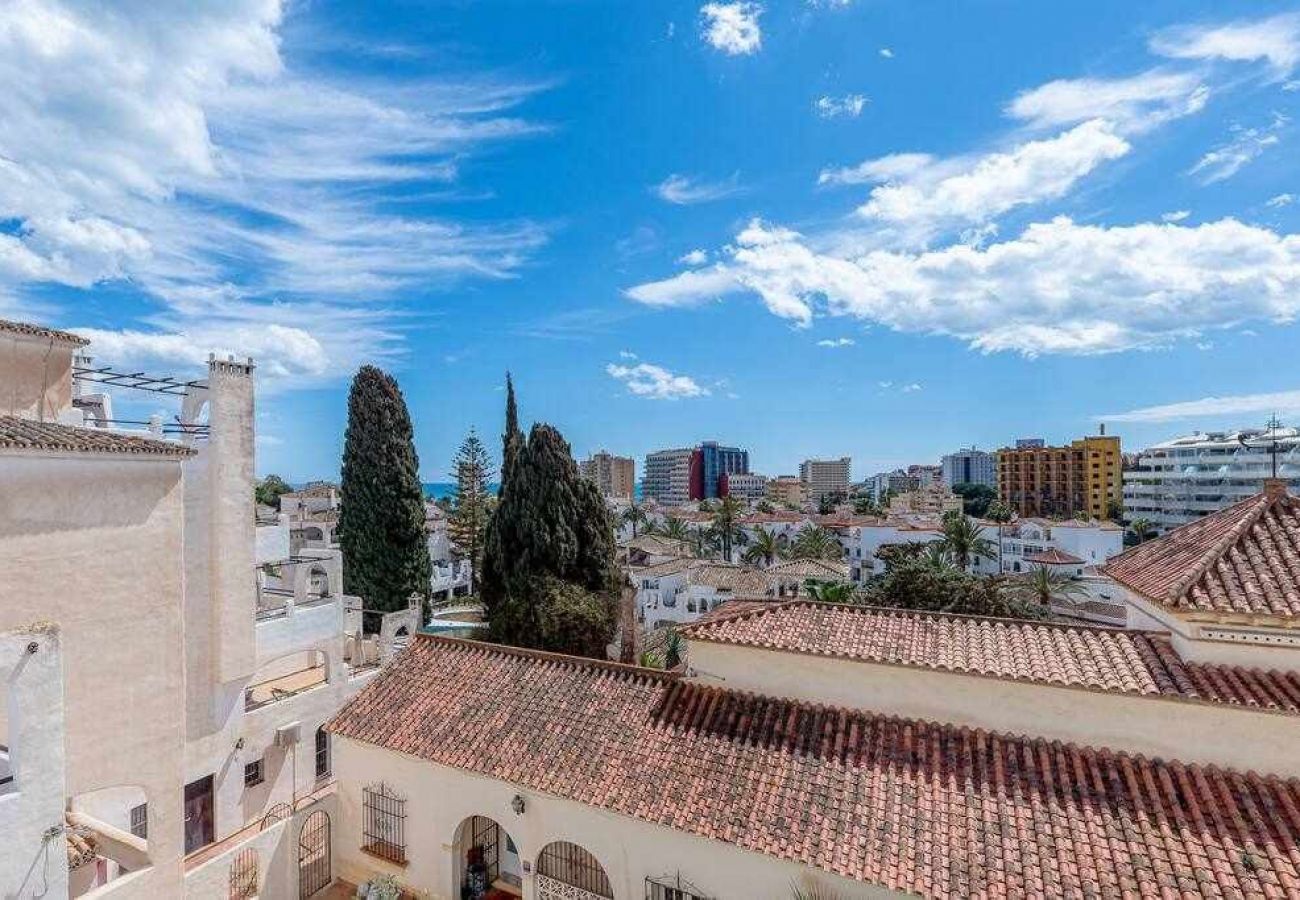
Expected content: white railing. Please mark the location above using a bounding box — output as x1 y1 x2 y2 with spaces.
536 874 609 900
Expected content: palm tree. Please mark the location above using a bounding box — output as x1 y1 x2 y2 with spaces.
710 495 744 562
804 579 856 603
662 627 684 668
922 542 956 571
939 512 997 571
621 502 649 539
1013 564 1090 608
1128 517 1155 545
662 515 690 542
789 524 843 561
743 528 781 567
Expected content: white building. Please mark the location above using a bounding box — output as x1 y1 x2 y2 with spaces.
799 456 850 505
972 517 1125 576
642 448 693 507
719 471 766 503
1123 424 1300 532
0 319 414 899
940 447 996 488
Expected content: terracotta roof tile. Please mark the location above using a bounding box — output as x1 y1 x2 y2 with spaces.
329 636 1300 897
0 416 195 458
0 318 89 346
1024 548 1086 565
1104 488 1300 621
681 601 1300 713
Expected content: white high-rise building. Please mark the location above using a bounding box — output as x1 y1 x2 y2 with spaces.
941 447 996 488
799 457 851 505
1123 424 1300 532
643 448 694 506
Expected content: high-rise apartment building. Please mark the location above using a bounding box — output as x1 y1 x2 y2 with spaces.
1123 424 1300 533
800 457 852 505
941 447 997 488
998 431 1122 520
720 472 767 503
642 448 694 506
692 441 749 500
579 450 635 499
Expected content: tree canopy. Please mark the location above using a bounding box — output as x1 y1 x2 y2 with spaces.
865 546 1047 619
448 429 494 593
950 482 997 518
254 474 293 508
338 366 431 618
480 381 620 658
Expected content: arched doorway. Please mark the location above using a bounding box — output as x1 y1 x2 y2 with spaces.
537 841 613 900
453 816 522 899
297 810 331 899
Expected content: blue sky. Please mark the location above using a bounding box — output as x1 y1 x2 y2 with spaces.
3 1 1299 481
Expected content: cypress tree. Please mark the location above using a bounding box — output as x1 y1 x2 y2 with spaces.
338 366 432 620
480 382 619 657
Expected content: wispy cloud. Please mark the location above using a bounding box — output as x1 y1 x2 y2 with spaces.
699 3 762 56
1162 210 1191 223
816 337 855 348
879 48 894 59
1151 13 1300 77
654 173 743 205
606 362 709 399
815 94 868 119
1190 115 1287 184
1006 70 1208 132
1101 389 1300 423
1268 193 1296 208
0 0 551 386
678 249 709 266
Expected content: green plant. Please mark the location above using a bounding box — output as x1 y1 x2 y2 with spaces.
788 524 842 561
742 528 781 566
1128 517 1155 545
1012 564 1090 607
804 579 856 603
447 429 494 594
662 627 684 668
939 511 997 570
254 474 293 508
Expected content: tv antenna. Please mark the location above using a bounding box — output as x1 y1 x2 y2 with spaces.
1238 415 1285 479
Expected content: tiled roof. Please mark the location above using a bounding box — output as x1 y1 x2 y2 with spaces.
764 558 851 581
681 601 1300 713
1024 548 1086 565
688 563 771 596
0 416 195 458
0 318 89 346
633 557 697 579
1104 485 1300 621
330 637 1300 897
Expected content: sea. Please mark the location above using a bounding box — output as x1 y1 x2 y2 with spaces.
423 482 500 501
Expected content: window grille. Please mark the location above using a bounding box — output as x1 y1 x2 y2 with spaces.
129 803 148 840
538 841 612 897
228 848 258 899
244 759 263 788
315 727 330 778
646 873 713 900
361 782 406 864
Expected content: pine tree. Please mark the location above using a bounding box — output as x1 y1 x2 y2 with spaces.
480 381 620 657
338 366 432 620
447 429 493 594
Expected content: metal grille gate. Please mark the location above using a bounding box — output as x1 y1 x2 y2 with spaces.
297 810 331 899
469 815 501 884
537 841 613 899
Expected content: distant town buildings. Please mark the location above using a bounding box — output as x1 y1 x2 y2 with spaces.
693 441 749 500
906 463 941 487
887 483 963 517
1123 424 1300 533
998 431 1122 520
720 471 767 503
579 450 635 499
642 447 694 506
799 456 851 505
766 475 804 507
941 447 996 488
867 468 917 503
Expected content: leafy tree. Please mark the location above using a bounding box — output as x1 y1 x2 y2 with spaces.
742 528 782 567
662 516 691 542
818 490 846 515
853 496 881 516
984 499 1014 523
1128 517 1155 545
254 474 293 508
479 382 620 658
338 366 432 618
710 495 745 562
939 511 997 571
950 482 997 518
621 502 649 539
866 557 1047 619
789 524 843 561
804 579 857 603
755 499 776 514
662 627 684 669
447 429 494 594
1012 565 1090 608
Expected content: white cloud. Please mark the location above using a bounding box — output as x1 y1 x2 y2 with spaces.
605 362 709 400
699 3 762 56
1151 13 1300 77
1286 80 1300 92
1102 389 1300 423
1162 210 1191 223
901 382 922 392
1268 193 1296 208
879 48 894 59
850 119 1131 232
655 173 742 205
815 94 868 119
0 0 550 386
1189 116 1286 184
627 215 1300 355
816 337 855 347
678 249 709 266
819 153 935 187
1007 71 1209 133
877 380 892 388
618 349 638 359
